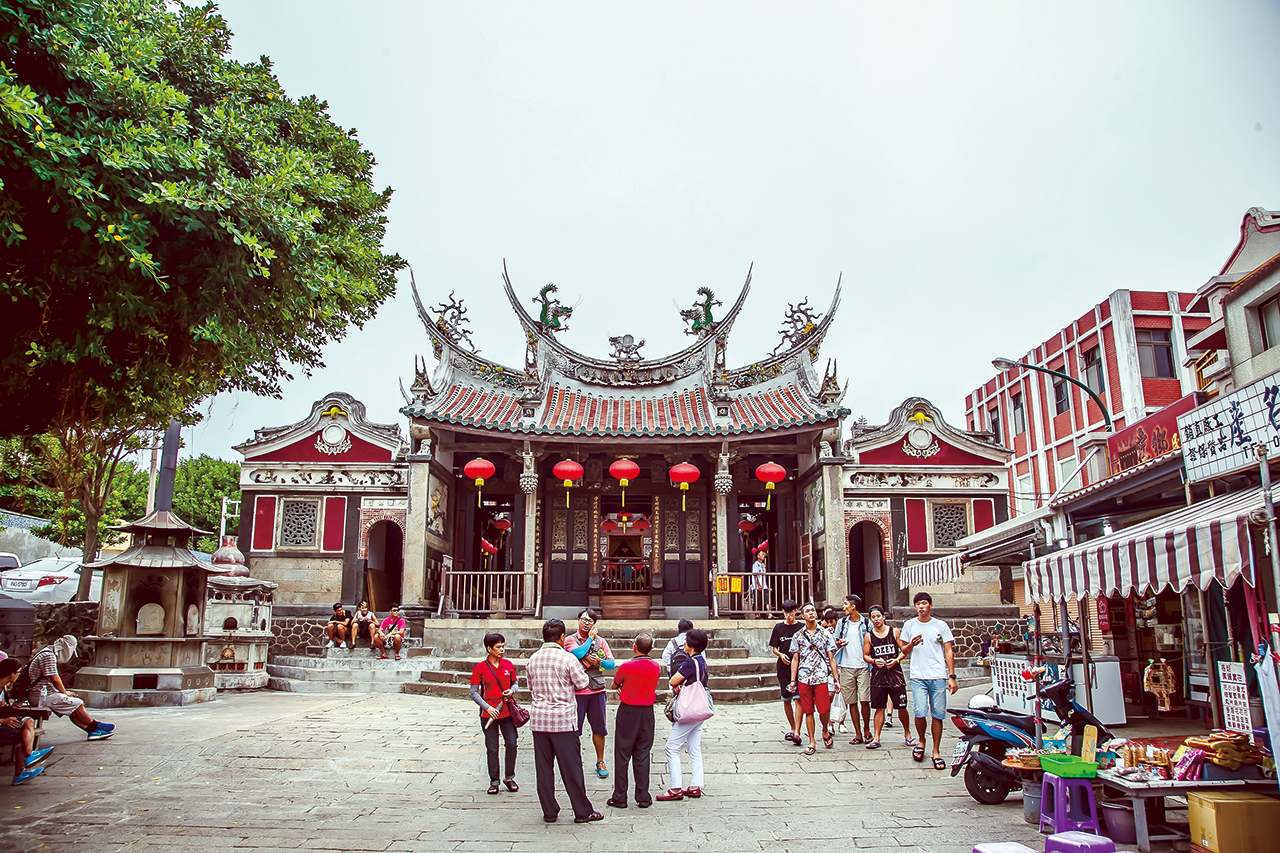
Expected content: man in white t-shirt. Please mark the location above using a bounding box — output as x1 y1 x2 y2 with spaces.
898 591 956 769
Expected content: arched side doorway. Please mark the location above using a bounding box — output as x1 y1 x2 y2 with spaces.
365 519 404 611
848 521 885 611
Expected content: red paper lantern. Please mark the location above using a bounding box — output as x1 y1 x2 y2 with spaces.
481 538 498 554
755 461 787 509
492 518 512 532
609 459 641 507
737 519 756 534
601 519 618 533
669 462 700 511
464 458 496 507
552 459 584 507
632 518 651 532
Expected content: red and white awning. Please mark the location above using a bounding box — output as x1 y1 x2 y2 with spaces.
900 553 966 590
1024 486 1268 603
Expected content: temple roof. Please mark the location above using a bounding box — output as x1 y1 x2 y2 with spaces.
402 265 848 438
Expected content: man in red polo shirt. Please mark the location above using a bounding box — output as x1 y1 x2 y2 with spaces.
607 633 661 809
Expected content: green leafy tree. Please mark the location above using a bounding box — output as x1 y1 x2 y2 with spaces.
172 454 240 552
1 0 402 592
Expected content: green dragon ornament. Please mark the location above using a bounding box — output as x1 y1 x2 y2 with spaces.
680 286 722 335
533 284 573 331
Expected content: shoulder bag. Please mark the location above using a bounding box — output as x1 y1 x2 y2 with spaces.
486 660 529 728
673 657 715 724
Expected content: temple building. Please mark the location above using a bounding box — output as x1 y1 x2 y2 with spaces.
236 267 855 621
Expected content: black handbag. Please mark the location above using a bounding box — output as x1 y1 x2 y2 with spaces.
486 660 529 728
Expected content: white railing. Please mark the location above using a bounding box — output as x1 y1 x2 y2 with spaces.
437 570 539 617
716 572 812 618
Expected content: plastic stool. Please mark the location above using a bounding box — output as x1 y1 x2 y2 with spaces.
972 845 1036 853
1045 831 1115 852
1038 773 1101 836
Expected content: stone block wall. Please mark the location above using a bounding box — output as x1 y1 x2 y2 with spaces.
270 616 327 658
249 557 342 606
33 602 99 683
947 617 1020 659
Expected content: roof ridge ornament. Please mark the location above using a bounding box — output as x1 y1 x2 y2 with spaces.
533 284 573 333
431 291 478 353
608 334 645 362
680 287 722 336
771 297 823 356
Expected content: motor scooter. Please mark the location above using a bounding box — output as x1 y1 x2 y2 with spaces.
947 676 1113 804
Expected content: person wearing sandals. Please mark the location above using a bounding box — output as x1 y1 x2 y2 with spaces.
862 604 913 751
527 619 602 824
834 595 872 744
768 600 803 745
657 628 710 801
787 603 839 755
469 632 520 796
899 592 957 769
562 609 613 780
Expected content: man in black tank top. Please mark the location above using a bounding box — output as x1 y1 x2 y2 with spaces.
862 605 912 749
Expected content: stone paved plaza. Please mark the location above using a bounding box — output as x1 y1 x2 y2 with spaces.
0 689 1135 853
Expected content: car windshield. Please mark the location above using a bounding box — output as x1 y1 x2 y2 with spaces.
5 558 77 574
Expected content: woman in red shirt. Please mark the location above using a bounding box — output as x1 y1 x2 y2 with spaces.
470 632 520 795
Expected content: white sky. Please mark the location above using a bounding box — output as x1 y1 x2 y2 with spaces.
185 1 1280 461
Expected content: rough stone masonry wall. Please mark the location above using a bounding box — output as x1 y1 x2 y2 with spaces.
33 602 99 683
270 616 327 658
947 617 1020 659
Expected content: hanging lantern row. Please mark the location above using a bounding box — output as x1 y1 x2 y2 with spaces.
480 538 499 555
463 458 496 507
601 519 618 533
552 459 584 507
609 459 640 507
668 462 700 511
755 461 787 509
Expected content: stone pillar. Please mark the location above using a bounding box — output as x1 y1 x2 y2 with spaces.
402 452 433 606
714 450 731 618
821 460 848 600
520 443 539 612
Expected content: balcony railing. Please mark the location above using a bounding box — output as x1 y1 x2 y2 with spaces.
602 558 649 593
437 569 539 617
715 571 812 618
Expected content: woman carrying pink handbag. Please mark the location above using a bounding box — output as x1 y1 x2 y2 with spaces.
656 628 713 802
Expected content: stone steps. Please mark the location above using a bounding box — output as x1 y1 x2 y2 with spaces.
268 678 409 694
265 643 442 695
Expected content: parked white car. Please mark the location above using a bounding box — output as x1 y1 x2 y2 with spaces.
0 558 103 603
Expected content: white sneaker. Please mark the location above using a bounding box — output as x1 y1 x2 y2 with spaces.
838 725 849 734
326 640 336 648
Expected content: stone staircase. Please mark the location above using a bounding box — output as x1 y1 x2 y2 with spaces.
267 641 441 694
404 629 783 705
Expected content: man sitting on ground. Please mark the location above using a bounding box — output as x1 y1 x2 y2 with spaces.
27 636 114 741
374 605 408 661
348 601 378 650
0 659 52 785
325 602 351 649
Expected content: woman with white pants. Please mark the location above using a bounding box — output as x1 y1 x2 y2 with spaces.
657 628 709 801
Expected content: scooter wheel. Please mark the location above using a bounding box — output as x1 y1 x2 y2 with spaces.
964 761 1012 805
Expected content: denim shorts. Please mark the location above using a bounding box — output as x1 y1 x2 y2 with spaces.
910 678 948 720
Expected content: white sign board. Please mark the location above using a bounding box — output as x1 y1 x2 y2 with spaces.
1179 375 1280 483
1218 661 1253 740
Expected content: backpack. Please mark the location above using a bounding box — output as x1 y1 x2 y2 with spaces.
668 635 690 674
10 657 36 702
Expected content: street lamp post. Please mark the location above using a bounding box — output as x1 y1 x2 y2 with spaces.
992 357 1113 430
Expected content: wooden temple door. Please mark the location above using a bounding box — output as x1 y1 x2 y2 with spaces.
659 494 708 609
544 491 591 608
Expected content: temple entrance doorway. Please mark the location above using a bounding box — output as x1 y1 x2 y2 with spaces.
365 520 404 611
848 521 884 611
599 495 653 620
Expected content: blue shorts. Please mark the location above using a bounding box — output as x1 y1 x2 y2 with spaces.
576 692 608 737
910 678 948 720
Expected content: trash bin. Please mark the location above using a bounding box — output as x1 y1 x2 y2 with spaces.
0 595 36 659
1100 800 1137 844
1022 780 1042 824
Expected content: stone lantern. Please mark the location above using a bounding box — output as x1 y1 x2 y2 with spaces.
202 538 276 689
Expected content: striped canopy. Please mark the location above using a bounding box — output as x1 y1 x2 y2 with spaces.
899 552 965 590
1023 486 1266 603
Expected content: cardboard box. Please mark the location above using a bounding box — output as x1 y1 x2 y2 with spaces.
1188 790 1280 853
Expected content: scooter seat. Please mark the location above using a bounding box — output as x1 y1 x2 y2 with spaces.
947 707 1038 732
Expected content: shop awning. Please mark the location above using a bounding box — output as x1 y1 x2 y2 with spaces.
900 552 966 590
1023 485 1270 603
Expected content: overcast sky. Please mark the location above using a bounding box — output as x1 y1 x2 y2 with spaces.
185 1 1280 462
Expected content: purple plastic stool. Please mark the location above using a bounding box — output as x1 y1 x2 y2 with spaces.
972 845 1036 853
1045 831 1115 852
1038 772 1101 836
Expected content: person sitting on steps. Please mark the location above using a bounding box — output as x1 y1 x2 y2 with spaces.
374 605 408 660
325 602 350 649
348 601 378 650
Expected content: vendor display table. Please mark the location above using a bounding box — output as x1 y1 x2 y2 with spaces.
1096 768 1277 852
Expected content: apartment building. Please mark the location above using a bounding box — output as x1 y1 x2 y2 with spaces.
964 290 1209 516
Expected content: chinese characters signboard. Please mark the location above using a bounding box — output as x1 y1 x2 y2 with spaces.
1217 661 1253 740
1108 393 1196 475
1178 376 1280 483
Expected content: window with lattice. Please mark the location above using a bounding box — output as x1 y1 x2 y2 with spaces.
932 503 968 550
279 499 319 548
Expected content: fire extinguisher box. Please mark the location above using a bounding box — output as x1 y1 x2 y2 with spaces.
1188 791 1280 853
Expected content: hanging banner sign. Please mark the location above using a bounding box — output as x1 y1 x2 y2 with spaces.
1217 661 1253 740
1179 373 1280 483
715 575 730 594
1097 596 1111 633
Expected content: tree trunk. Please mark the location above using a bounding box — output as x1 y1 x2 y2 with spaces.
75 507 101 601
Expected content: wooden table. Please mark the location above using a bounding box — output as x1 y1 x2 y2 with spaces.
1095 768 1277 852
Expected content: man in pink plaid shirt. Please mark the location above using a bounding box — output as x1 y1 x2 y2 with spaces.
526 619 602 824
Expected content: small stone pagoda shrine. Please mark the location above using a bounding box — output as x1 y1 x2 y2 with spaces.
202 538 276 690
